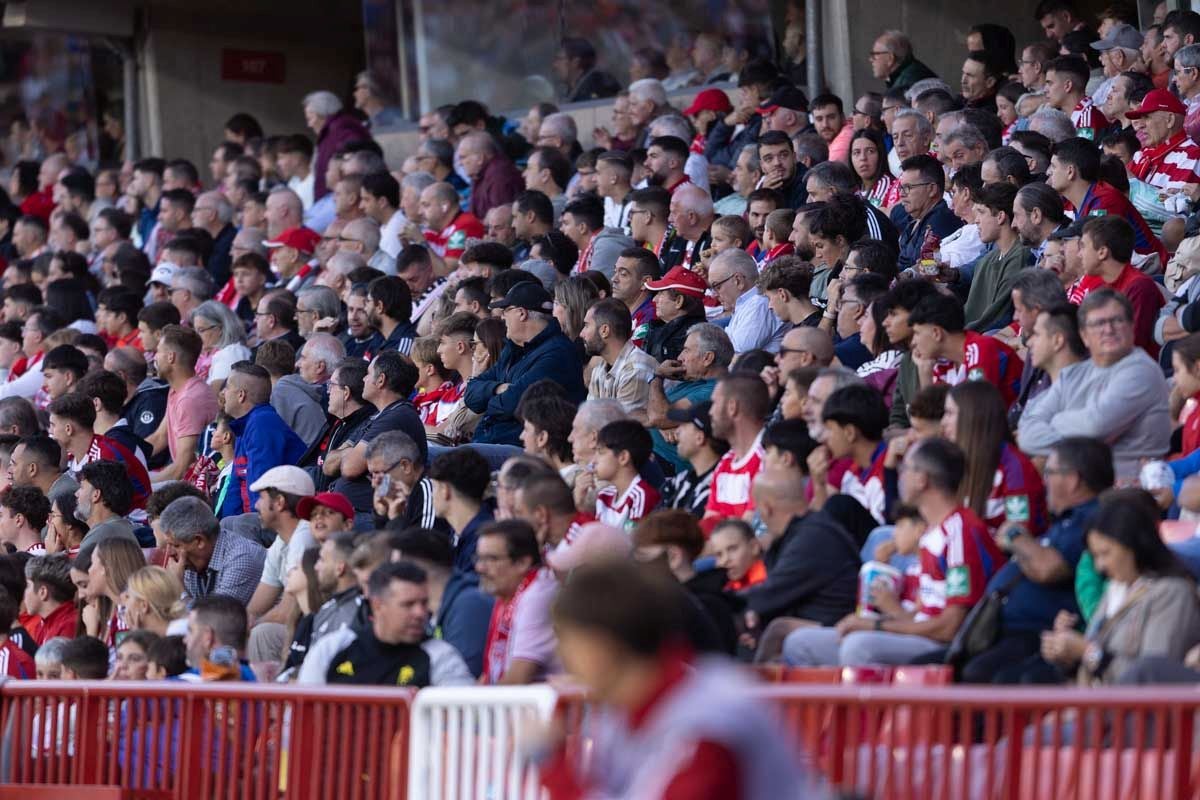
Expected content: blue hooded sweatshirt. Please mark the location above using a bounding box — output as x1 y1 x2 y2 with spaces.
219 403 308 519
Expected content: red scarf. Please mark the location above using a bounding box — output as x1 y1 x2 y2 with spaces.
574 231 600 274
482 568 540 684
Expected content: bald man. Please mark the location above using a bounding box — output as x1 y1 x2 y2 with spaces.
217 362 308 519
742 466 861 662
419 181 485 274
661 184 715 272
265 189 304 240
761 327 834 401
457 131 523 222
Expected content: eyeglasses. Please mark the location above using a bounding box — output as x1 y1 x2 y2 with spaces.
296 308 318 316
1084 315 1130 331
254 311 272 317
777 346 811 357
710 274 738 291
869 51 892 58
193 324 218 335
898 181 935 195
368 459 405 481
475 553 512 565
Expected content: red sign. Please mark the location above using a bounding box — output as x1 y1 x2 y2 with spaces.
221 49 286 84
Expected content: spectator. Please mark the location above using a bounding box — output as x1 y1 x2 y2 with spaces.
784 437 1005 666
710 518 766 592
428 447 494 573
704 372 770 526
476 519 558 684
162 496 265 606
512 473 597 554
183 594 256 680
962 183 1028 332
274 334 342 448
756 130 808 210
708 250 786 354
642 266 709 363
583 299 658 419
0 486 49 554
420 182 485 272
458 132 523 222
811 94 854 161
466 283 585 450
390 526 494 678
962 436 1112 683
148 325 218 482
304 91 369 200
891 154 963 272
870 30 937 92
0 586 33 677
245 466 316 627
910 292 1024 405
74 461 138 550
217 362 307 519
558 194 634 279
23 555 77 645
1045 55 1109 138
591 420 661 530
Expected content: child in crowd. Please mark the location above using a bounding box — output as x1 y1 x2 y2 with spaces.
593 420 661 530
146 635 188 680
410 336 462 427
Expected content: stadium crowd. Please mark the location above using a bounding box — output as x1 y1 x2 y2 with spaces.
9 0 1200 793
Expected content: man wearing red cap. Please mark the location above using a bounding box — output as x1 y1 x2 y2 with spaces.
1128 88 1200 196
757 85 811 138
264 227 322 293
642 266 711 363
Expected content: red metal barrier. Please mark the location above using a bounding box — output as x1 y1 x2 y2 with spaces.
0 681 415 800
763 684 1200 800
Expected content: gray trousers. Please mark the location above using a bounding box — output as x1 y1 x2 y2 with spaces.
782 626 944 667
248 621 289 664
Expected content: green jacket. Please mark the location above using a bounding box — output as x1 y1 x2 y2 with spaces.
888 351 920 428
1075 551 1107 623
964 243 1031 333
886 56 938 93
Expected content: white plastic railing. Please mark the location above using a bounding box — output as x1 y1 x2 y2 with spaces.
407 685 561 800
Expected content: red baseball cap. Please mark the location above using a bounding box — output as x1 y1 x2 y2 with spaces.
682 88 732 117
297 492 354 521
643 265 709 298
264 226 321 256
1126 88 1187 119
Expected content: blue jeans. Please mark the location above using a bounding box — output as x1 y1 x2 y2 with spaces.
427 442 525 472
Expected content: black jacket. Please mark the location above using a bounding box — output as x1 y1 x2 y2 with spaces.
685 568 742 655
742 510 861 626
705 115 763 170
644 313 708 364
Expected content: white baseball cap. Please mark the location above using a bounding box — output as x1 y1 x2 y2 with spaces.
149 262 179 287
248 465 315 497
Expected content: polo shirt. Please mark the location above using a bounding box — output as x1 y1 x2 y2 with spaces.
350 398 428 466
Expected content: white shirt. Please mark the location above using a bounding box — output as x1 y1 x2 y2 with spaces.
937 223 986 268
380 209 407 259
259 520 316 588
288 172 315 211
726 287 786 354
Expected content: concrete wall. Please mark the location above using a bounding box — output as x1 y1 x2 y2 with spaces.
139 2 363 169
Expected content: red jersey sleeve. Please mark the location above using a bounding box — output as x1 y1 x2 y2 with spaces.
943 510 1006 608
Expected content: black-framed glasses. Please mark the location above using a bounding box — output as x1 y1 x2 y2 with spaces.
710 274 737 291
898 181 935 196
368 459 405 480
777 346 811 357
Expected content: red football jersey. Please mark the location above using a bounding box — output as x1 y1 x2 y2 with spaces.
704 435 765 521
916 507 1006 621
595 476 661 530
931 331 1023 406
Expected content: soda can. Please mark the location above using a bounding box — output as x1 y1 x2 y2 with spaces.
858 560 902 617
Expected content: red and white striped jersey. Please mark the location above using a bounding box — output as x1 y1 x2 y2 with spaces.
703 432 765 521
595 476 660 531
915 507 1006 622
0 638 33 678
1130 130 1200 194
1070 97 1109 140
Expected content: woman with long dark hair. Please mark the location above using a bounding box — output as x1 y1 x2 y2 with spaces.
850 127 900 212
942 381 1047 535
1042 490 1200 686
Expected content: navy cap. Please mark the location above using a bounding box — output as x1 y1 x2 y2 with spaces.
488 281 553 313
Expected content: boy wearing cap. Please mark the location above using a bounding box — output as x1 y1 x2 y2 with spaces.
642 266 710 363
663 401 729 518
247 465 316 625
298 492 355 542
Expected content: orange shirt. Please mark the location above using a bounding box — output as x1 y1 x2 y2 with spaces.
725 559 767 592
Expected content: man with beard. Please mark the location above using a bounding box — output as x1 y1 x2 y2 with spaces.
582 298 658 422
341 285 383 361
644 136 691 194
1011 183 1069 262
609 248 661 349
757 130 808 210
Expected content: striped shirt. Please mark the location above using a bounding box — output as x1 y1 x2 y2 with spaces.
1130 130 1200 194
1070 97 1109 140
860 174 901 209
665 464 716 518
595 476 660 531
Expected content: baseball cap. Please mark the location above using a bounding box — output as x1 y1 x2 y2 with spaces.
666 400 724 443
1125 88 1187 119
488 281 553 312
644 265 709 298
682 88 733 117
149 262 179 287
757 85 809 116
1048 218 1086 242
297 491 354 521
248 465 316 497
546 522 631 573
264 226 321 256
1090 23 1144 52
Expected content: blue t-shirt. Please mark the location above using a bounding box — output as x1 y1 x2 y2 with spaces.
996 498 1097 632
650 379 716 473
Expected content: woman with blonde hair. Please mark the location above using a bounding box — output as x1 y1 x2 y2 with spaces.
123 566 187 637
84 538 146 651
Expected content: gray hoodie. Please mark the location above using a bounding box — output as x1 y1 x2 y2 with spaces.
1017 349 1171 480
588 228 637 280
271 374 328 448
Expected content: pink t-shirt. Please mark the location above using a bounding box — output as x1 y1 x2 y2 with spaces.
166 376 218 460
504 568 560 681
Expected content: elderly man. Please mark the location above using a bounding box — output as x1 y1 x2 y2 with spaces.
665 184 714 272
628 78 670 148
1128 88 1200 194
272 333 344 448
484 204 516 247
707 249 786 354
1091 24 1146 107
187 190 236 286
522 146 571 221
457 132 522 222
340 217 395 275
869 30 936 92
161 495 266 605
1019 289 1170 481
303 90 370 200
647 323 731 470
465 282 586 447
265 188 305 241
169 267 214 322
714 145 760 217
353 69 403 131
419 182 484 273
